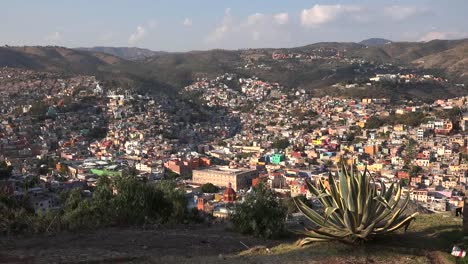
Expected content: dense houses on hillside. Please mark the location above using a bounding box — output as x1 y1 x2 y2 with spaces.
1 67 468 218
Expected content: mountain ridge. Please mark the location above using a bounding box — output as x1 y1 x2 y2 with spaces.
359 38 393 46
1 39 467 100
76 46 166 60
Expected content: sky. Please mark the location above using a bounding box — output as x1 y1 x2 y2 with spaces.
1 0 467 51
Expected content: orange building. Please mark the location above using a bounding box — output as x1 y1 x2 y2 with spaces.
397 171 410 180
364 145 378 156
199 157 211 167
223 183 236 203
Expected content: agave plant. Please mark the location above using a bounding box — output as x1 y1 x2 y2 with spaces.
294 161 418 245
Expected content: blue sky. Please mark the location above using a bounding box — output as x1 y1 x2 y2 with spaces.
1 0 467 51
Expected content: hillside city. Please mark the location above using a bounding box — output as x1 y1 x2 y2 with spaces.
1 65 467 220
2 0 468 262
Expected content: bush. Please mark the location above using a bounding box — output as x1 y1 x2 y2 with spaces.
0 161 13 180
0 175 194 234
231 183 287 238
272 138 290 150
201 183 220 193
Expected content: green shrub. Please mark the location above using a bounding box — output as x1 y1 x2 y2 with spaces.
232 183 287 238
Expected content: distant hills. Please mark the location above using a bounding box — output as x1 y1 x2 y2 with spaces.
359 38 393 46
0 39 467 101
76 47 165 60
0 46 124 73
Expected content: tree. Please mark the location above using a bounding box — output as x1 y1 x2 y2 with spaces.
365 116 384 129
271 138 290 150
201 183 219 193
409 165 423 177
295 161 417 245
29 101 48 116
231 183 287 238
283 195 307 215
165 169 179 180
400 178 409 187
0 162 13 180
156 180 188 221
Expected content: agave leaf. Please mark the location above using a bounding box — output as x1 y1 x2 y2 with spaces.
324 207 339 222
384 183 395 203
356 221 376 239
295 227 350 245
376 207 405 231
316 193 331 200
297 237 330 246
374 196 392 210
343 209 356 233
346 177 357 213
308 227 351 239
294 197 339 229
399 191 412 212
380 180 386 195
376 213 418 234
393 184 402 204
316 183 338 210
305 180 320 196
357 168 367 216
328 173 344 209
327 213 346 228
339 170 348 202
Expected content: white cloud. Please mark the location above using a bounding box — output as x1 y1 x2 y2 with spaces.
45 31 61 43
419 31 468 42
300 5 360 27
206 9 292 47
183 18 193 27
274 13 289 25
128 26 146 45
247 13 265 25
206 8 234 42
384 5 425 21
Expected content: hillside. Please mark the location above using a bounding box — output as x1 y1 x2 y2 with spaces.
359 38 393 46
0 39 467 99
77 47 165 60
0 46 124 74
413 41 468 83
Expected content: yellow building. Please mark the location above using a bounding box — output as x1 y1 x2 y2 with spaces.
393 124 405 131
368 163 383 172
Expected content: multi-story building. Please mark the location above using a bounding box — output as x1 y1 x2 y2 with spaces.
192 166 258 191
411 189 428 203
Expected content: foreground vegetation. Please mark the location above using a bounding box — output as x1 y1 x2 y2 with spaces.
295 162 417 245
0 175 199 235
233 213 463 264
231 183 287 238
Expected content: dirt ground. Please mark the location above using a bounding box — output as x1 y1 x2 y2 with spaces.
0 213 460 264
0 223 281 263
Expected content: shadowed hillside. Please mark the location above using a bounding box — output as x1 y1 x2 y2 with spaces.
77 47 166 60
